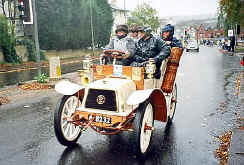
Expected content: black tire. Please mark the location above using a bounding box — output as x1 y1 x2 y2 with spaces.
186 49 189 52
196 48 199 52
168 83 177 124
54 95 82 146
132 99 154 157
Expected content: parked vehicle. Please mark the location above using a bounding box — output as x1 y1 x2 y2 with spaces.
186 40 199 52
54 48 183 156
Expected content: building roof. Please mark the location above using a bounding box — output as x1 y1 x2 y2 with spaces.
110 4 129 12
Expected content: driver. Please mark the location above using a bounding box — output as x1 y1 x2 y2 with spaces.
130 26 171 79
102 24 135 65
161 24 183 48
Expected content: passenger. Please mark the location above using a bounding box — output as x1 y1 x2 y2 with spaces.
102 24 135 65
129 23 139 42
161 24 183 48
130 26 171 79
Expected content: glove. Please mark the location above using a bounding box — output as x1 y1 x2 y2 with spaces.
130 61 149 67
166 41 172 45
130 62 141 67
140 61 149 67
124 51 130 58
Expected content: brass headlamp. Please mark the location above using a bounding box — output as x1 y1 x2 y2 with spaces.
145 58 156 79
79 56 93 86
83 56 92 70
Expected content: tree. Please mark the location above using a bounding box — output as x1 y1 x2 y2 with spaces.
217 0 243 34
0 14 20 63
0 0 17 35
127 3 160 32
36 0 113 50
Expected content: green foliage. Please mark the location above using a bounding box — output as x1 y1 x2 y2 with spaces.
217 0 243 34
0 15 21 63
127 3 160 32
17 39 46 62
36 0 113 50
34 73 48 83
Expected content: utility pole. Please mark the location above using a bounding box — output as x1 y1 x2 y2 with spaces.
32 0 41 76
89 0 95 57
124 0 126 18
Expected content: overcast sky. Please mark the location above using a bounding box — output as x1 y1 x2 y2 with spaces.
115 0 219 17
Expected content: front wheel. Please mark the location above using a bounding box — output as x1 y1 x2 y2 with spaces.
133 99 154 156
54 95 82 146
168 83 177 124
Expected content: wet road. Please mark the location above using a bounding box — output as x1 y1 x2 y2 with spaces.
0 46 242 165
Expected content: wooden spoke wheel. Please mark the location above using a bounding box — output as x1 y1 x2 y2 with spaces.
54 95 82 146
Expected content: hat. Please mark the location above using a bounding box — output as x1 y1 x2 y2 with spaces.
161 24 174 36
115 24 129 34
129 23 138 32
137 26 152 33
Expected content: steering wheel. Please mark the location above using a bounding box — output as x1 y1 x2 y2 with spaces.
101 49 127 65
103 49 126 59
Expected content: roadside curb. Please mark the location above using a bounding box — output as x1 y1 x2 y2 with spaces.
239 71 244 103
228 129 244 165
0 72 79 106
228 61 244 164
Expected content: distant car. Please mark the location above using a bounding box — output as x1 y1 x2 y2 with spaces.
186 40 199 52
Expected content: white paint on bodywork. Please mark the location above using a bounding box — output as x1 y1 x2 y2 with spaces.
127 89 154 106
76 107 132 116
88 78 135 91
55 80 84 95
144 79 156 89
82 78 136 113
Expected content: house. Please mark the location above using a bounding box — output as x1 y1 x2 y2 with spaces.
195 24 224 41
108 0 130 34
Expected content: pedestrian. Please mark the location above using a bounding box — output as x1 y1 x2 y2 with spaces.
160 24 183 48
230 36 235 52
227 38 231 52
221 38 225 49
223 39 228 50
129 26 171 79
102 24 135 65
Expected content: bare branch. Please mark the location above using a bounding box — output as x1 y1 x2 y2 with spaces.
1 0 7 16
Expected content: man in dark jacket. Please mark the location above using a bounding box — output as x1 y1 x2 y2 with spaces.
102 24 135 65
161 24 183 48
131 26 171 79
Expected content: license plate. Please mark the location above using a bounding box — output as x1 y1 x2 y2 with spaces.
88 114 111 124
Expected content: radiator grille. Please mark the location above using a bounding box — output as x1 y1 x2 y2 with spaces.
85 89 117 111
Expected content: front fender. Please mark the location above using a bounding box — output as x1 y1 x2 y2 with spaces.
127 89 167 122
55 80 84 95
127 89 154 106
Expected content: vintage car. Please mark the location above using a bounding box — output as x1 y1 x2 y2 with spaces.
54 48 183 156
186 39 199 52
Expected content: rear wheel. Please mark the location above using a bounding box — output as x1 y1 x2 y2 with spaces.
168 83 177 124
133 99 154 156
54 95 81 146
